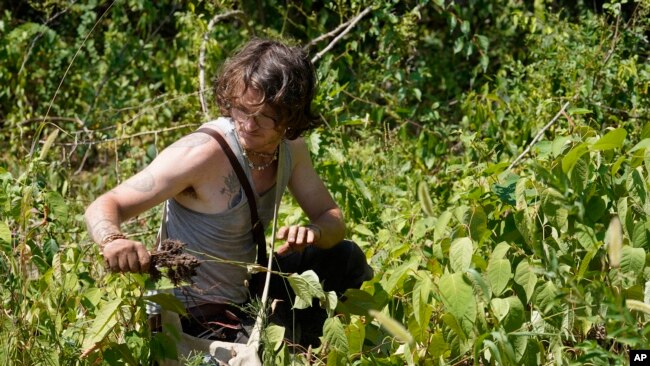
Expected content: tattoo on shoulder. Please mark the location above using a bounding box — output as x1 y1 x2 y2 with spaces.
169 134 210 148
220 171 242 208
124 170 155 192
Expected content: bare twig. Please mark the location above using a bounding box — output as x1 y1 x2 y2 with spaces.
507 101 570 171
198 10 246 120
304 12 361 49
311 6 372 64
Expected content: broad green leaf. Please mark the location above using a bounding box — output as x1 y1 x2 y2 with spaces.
428 332 449 358
562 142 589 173
542 189 568 231
535 282 559 314
515 178 528 210
450 237 473 273
577 247 598 280
346 316 365 356
570 153 590 193
82 298 123 350
413 271 433 327
45 191 68 220
322 317 349 353
144 293 187 316
632 220 650 249
568 108 592 115
620 246 645 274
0 221 11 244
369 309 414 346
591 128 627 151
337 289 380 316
488 259 512 296
439 273 476 326
418 181 434 217
491 242 511 261
630 138 650 153
466 268 492 303
467 206 488 242
434 211 453 243
503 296 525 332
263 324 285 351
384 257 419 295
441 313 466 341
490 298 510 322
514 260 537 302
287 270 324 309
575 223 598 250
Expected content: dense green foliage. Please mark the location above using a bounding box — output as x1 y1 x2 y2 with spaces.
1 0 650 364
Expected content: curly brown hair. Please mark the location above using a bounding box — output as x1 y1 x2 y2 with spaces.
214 38 320 140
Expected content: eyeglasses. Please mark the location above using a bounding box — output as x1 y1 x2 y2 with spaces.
230 106 278 130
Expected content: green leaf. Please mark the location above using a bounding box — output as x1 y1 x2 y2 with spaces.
562 142 589 173
630 138 650 153
503 296 525 332
0 221 11 244
542 188 568 231
264 324 285 351
418 182 434 217
144 293 187 316
490 298 510 322
591 128 627 151
428 332 450 358
491 242 511 261
322 317 349 353
384 257 419 295
287 270 324 309
632 220 650 249
450 237 473 273
620 246 645 274
488 259 512 296
434 211 453 243
466 268 492 303
369 309 414 346
514 260 537 302
467 206 489 242
82 298 123 350
346 316 365 355
337 289 380 316
535 282 558 314
568 108 592 115
413 271 433 327
439 273 476 326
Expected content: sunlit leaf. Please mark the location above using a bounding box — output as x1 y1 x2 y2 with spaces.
591 128 627 151
450 237 473 273
488 259 512 297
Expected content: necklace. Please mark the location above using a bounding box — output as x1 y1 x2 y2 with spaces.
242 148 278 171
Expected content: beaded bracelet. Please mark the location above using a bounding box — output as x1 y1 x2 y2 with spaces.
100 233 127 249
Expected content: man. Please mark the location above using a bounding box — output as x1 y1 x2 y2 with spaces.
84 38 373 345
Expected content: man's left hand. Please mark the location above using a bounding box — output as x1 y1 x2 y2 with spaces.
276 224 321 255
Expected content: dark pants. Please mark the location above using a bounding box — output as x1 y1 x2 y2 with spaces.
178 240 373 346
260 240 374 347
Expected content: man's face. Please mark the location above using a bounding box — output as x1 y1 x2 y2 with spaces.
231 87 285 153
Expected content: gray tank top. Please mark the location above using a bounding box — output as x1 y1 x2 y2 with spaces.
166 118 292 306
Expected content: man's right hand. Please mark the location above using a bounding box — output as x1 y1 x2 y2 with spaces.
101 239 151 273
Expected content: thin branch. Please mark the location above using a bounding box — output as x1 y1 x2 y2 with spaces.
304 11 361 49
198 10 245 120
30 0 117 157
311 6 372 64
507 101 570 171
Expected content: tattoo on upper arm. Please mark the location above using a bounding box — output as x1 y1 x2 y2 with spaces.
220 171 242 208
124 170 155 192
169 134 210 148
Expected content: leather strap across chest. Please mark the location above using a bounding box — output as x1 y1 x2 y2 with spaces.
195 127 267 265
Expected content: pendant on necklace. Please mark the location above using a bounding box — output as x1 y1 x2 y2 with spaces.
242 149 278 171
